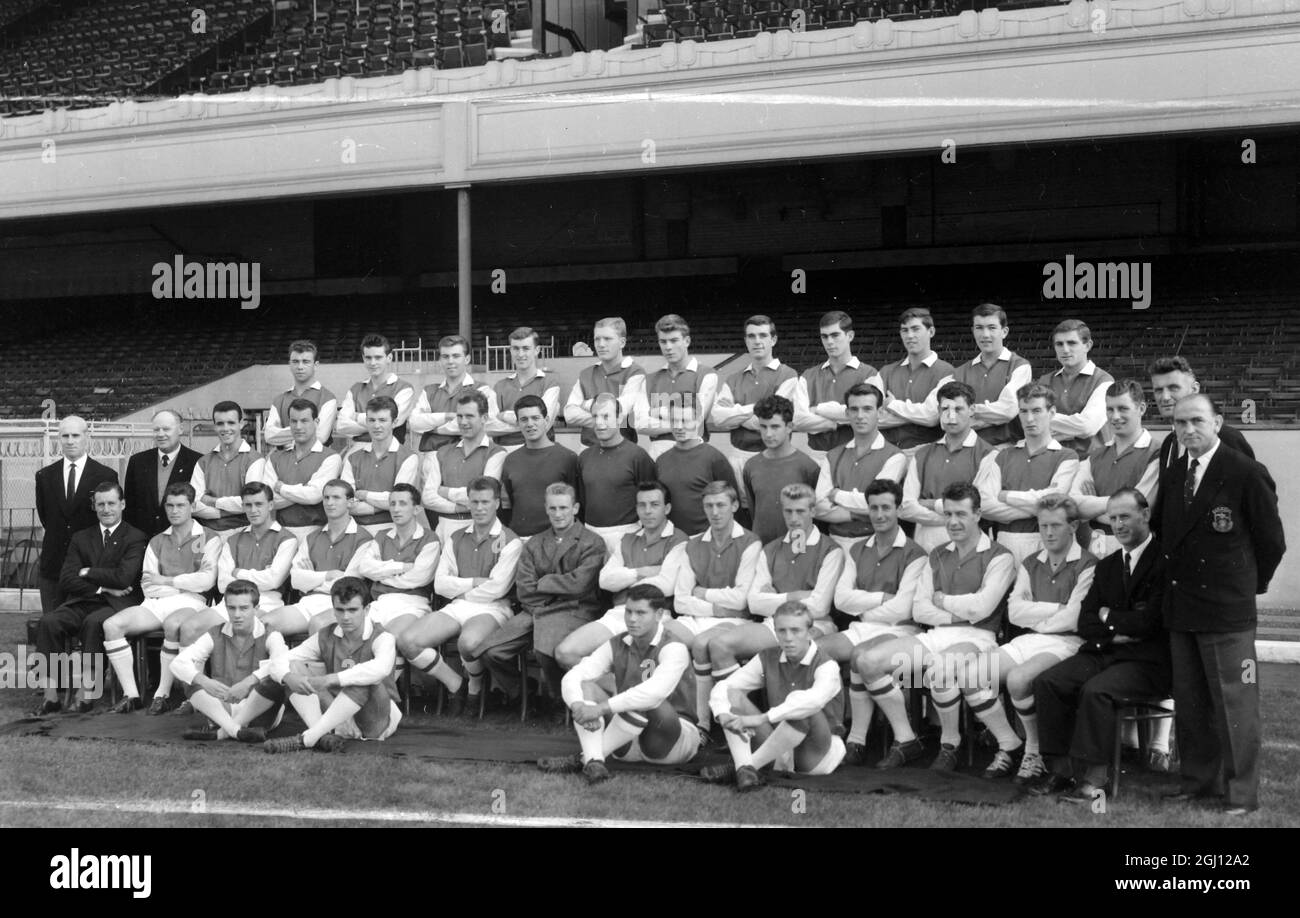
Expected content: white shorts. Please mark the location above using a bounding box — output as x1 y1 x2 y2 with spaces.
334 700 402 742
613 718 702 765
432 515 474 546
718 445 759 508
673 615 748 637
140 593 207 625
212 527 241 547
1089 530 1120 561
1001 632 1085 667
212 590 283 621
996 531 1042 567
914 625 999 657
368 593 431 628
285 525 321 545
844 620 920 646
764 617 836 638
585 522 639 558
360 522 391 538
597 605 629 637
645 439 673 461
913 523 950 554
281 592 334 626
830 534 866 555
440 599 511 627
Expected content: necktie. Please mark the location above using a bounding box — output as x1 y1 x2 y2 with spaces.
161 453 170 468
66 462 76 502
102 527 110 550
1122 552 1132 591
1183 458 1199 508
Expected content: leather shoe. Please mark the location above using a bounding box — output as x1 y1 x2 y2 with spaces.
30 700 62 717
70 700 96 715
1027 773 1074 797
110 695 144 714
1059 780 1105 804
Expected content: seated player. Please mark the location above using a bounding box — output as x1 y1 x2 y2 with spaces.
353 483 440 654
264 577 403 753
168 579 286 743
398 476 522 715
272 479 373 638
555 480 688 669
820 479 928 764
669 481 762 728
705 483 844 691
965 495 1097 782
855 482 1016 771
701 601 847 791
538 584 702 784
101 482 220 714
1031 488 1169 802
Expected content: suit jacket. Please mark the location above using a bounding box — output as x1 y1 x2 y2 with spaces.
1154 444 1285 632
1157 422 1254 481
1076 540 1168 664
515 521 607 620
34 457 118 579
122 445 201 536
57 521 148 612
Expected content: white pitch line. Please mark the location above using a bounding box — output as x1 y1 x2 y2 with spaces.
1266 741 1300 753
0 797 784 829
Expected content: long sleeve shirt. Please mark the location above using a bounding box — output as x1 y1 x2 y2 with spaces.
912 537 1016 627
262 446 343 513
355 530 440 591
142 522 220 598
217 525 298 595
561 632 690 714
170 625 284 686
709 645 840 724
267 621 396 687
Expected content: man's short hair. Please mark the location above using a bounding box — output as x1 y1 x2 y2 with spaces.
866 478 904 506
625 583 670 612
240 482 274 502
331 576 371 607
468 476 502 500
323 478 354 499
1017 382 1057 409
637 480 670 503
455 390 489 416
753 394 794 425
899 306 934 329
1037 493 1079 522
1052 319 1092 345
289 339 319 360
595 317 627 338
744 314 776 335
845 382 884 409
1109 378 1146 405
93 480 124 501
164 481 197 503
152 408 183 426
366 395 398 419
212 400 242 420
1177 393 1221 417
818 310 852 333
509 326 539 346
288 397 319 419
545 482 577 502
1149 355 1195 378
972 302 1008 327
655 314 690 337
780 483 815 505
514 393 548 419
773 601 814 627
942 481 981 512
224 578 261 606
937 380 976 407
391 483 420 504
1108 486 1149 511
361 333 391 354
438 334 470 354
702 480 739 503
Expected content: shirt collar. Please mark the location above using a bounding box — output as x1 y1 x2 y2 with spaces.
701 521 746 543
1054 360 1097 378
211 440 252 455
638 521 676 541
459 432 492 452
509 367 548 381
943 429 980 450
1124 533 1154 568
780 642 819 665
243 521 284 534
441 372 475 390
364 438 402 455
1013 438 1063 452
102 522 119 538
1104 429 1153 450
821 355 861 371
944 533 993 553
854 432 887 451
221 616 267 639
333 617 375 640
464 518 504 542
171 519 207 540
900 352 939 368
159 446 181 462
783 527 821 546
1033 541 1084 565
285 380 323 394
970 348 1012 365
745 358 782 374
622 622 666 648
65 455 87 470
387 523 428 542
1190 440 1219 470
866 528 909 550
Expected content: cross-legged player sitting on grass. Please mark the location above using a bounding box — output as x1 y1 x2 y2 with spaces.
538 583 702 785
701 601 846 791
263 576 402 754
168 579 286 743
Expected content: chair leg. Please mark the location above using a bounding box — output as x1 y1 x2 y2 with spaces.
1110 710 1125 801
518 653 528 723
400 663 411 716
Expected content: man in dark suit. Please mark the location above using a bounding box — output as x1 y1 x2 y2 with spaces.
1149 356 1255 483
122 408 200 537
31 480 148 714
33 415 118 612
1030 488 1169 802
1154 394 1285 815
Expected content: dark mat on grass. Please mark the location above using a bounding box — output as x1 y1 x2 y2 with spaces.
1 712 1023 806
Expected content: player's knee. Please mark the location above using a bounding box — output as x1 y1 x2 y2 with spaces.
706 632 734 662
555 640 583 671
178 619 205 646
456 633 480 662
395 631 423 661
784 716 813 736
859 645 895 679
102 616 125 641
1005 667 1033 700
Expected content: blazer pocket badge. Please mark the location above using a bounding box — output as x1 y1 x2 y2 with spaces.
1211 507 1233 533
